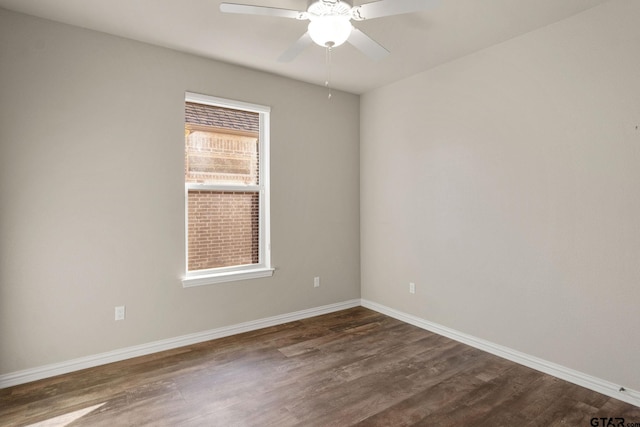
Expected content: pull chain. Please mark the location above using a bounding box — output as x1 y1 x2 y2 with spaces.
325 45 332 100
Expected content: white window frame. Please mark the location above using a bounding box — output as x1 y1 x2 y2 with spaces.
182 92 273 288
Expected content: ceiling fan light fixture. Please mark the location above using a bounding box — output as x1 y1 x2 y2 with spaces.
220 0 437 62
308 15 353 48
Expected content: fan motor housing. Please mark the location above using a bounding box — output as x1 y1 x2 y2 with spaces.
308 0 352 18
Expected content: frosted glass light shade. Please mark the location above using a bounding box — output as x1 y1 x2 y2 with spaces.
308 16 353 48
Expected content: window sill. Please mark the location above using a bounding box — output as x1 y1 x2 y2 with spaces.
182 267 275 288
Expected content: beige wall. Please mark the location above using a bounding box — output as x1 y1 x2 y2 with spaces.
0 8 360 375
361 0 640 391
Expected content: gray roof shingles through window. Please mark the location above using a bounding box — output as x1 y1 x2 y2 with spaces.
185 102 259 133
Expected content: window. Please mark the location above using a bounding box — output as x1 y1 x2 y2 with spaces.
181 93 272 287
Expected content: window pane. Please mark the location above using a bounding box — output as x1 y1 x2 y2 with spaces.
185 103 259 185
187 190 259 271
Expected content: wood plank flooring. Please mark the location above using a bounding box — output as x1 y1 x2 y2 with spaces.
1 307 639 426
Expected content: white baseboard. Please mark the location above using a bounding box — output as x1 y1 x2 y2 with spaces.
0 299 360 389
361 299 640 408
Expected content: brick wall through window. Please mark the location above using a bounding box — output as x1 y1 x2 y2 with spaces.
187 190 259 270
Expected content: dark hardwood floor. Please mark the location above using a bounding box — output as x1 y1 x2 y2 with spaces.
1 307 639 426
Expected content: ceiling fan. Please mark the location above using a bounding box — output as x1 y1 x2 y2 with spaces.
220 0 438 62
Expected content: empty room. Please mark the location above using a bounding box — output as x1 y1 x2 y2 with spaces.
1 0 639 425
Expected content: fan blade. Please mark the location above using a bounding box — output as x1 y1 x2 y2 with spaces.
347 28 389 61
352 0 438 20
220 3 305 19
278 32 313 62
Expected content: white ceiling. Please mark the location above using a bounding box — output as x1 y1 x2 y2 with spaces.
0 0 610 94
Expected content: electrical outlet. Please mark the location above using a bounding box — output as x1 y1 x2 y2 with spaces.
409 282 415 294
115 305 126 321
314 276 320 288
